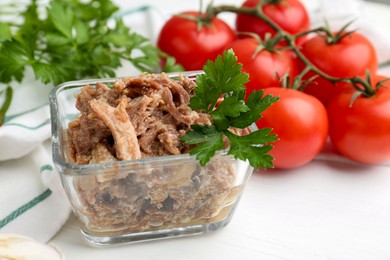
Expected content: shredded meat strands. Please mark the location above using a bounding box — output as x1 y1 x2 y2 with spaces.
89 97 141 161
67 73 212 164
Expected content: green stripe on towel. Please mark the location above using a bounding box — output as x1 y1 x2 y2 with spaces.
3 118 50 130
3 103 49 123
111 5 151 18
40 164 53 172
0 189 52 229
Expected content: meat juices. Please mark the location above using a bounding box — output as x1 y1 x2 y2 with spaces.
66 73 241 234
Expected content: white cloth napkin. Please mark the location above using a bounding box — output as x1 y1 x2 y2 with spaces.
0 105 50 161
0 76 71 243
0 0 389 246
0 142 71 243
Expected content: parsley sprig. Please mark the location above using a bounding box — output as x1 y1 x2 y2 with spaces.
181 49 279 169
0 0 182 125
0 0 182 84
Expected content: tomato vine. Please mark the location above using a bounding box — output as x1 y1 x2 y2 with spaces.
204 0 384 98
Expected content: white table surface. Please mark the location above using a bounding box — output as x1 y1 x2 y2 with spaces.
50 1 390 259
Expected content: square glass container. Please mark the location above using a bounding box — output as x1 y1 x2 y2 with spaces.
49 72 254 246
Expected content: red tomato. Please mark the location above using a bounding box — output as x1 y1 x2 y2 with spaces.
157 12 236 71
235 0 310 45
227 38 298 92
327 76 390 164
257 88 329 169
301 32 378 106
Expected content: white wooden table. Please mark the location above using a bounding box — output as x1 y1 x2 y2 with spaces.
50 1 390 259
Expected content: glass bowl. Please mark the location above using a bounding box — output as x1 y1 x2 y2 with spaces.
49 72 254 246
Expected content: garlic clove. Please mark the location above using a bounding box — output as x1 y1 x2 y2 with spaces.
0 234 64 260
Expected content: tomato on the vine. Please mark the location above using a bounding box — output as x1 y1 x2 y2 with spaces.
157 11 236 71
227 37 298 92
257 88 329 169
301 31 378 106
235 0 310 45
328 76 390 164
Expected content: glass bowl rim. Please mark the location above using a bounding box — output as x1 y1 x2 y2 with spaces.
49 70 255 176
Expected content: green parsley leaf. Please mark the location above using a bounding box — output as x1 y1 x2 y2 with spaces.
0 41 28 83
32 62 67 85
211 95 249 130
213 96 249 118
230 90 279 129
0 23 12 42
46 33 71 46
74 19 89 45
189 49 249 113
181 125 225 166
203 49 248 93
181 49 278 169
190 74 221 112
225 129 278 168
48 1 74 39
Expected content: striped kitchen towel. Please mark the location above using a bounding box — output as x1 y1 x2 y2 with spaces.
0 105 71 243
0 105 51 161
